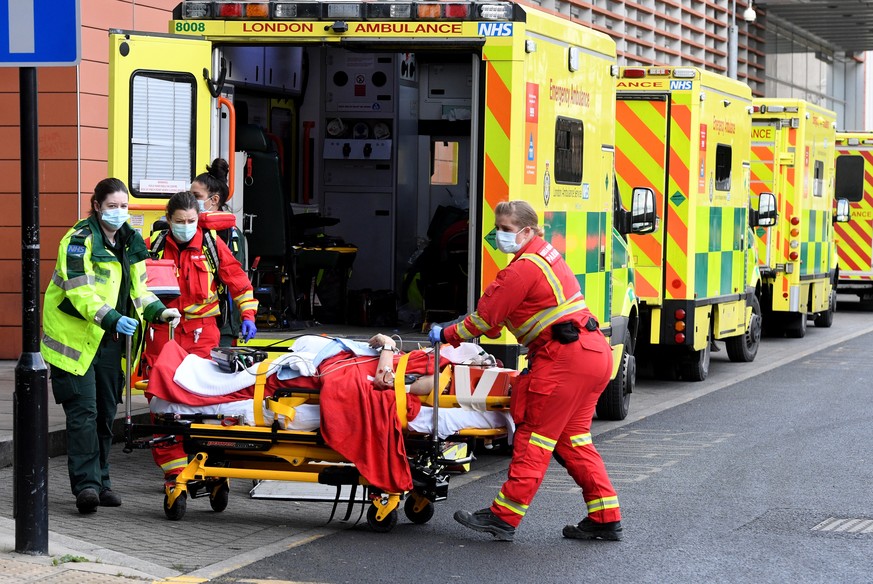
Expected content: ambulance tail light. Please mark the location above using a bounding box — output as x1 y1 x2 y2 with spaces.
326 2 362 19
674 309 686 321
181 1 213 18
790 216 800 226
416 3 442 17
216 2 243 17
647 67 670 76
444 3 471 18
622 68 646 78
274 2 322 19
789 251 799 261
366 3 413 19
674 321 686 332
790 228 800 237
674 332 686 344
478 2 513 19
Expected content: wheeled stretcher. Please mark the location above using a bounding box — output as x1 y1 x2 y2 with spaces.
123 335 517 532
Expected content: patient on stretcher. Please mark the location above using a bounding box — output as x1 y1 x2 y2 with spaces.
145 334 514 439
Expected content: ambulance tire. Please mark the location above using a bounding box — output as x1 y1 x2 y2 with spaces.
404 496 435 524
367 505 398 533
784 312 807 338
726 295 762 362
678 337 710 382
163 491 187 521
813 290 837 328
596 349 634 421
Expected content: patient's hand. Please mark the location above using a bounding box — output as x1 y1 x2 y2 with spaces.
368 334 397 351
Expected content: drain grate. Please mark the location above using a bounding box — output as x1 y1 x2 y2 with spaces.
811 517 873 534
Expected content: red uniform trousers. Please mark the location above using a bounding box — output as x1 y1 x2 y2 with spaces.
143 318 220 479
490 330 620 528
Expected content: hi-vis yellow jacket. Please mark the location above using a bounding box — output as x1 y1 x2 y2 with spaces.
41 216 166 376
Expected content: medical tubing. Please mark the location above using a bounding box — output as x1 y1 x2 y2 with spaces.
432 342 440 446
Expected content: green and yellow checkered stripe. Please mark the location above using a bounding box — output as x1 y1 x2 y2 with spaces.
800 209 830 276
693 206 746 298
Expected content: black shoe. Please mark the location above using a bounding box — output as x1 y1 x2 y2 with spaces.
75 488 99 514
454 508 516 542
563 517 623 541
99 488 122 507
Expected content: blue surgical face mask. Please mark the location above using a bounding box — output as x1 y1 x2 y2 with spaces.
100 208 130 230
495 228 525 254
196 199 207 213
171 222 198 243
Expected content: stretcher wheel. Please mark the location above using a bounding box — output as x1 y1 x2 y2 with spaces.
366 505 398 533
164 491 187 521
209 480 230 512
403 496 435 524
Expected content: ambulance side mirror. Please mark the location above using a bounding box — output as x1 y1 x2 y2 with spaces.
629 187 657 234
834 198 850 223
753 192 777 227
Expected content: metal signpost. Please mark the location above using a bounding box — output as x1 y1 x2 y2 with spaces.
1 0 81 555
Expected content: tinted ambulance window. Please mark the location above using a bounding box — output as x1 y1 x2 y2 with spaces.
130 72 196 197
813 160 824 197
555 117 583 184
715 144 731 191
835 155 865 202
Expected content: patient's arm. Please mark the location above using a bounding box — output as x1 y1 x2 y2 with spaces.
409 374 435 396
369 334 398 390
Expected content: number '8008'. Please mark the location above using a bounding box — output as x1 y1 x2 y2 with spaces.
175 22 206 32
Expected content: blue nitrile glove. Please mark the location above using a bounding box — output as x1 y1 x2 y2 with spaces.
428 324 443 345
115 316 138 336
241 319 257 343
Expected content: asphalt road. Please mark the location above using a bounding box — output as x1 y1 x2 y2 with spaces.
212 297 873 584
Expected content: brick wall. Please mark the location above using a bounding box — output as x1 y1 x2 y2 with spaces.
1 0 177 359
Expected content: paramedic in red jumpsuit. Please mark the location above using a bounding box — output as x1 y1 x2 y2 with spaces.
431 200 622 542
143 190 259 485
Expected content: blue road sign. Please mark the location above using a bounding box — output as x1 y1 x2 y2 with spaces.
0 0 80 67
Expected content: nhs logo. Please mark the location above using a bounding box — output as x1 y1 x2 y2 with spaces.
670 80 693 91
478 22 513 36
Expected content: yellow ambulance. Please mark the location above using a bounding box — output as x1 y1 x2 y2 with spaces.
107 1 655 420
834 132 873 307
751 99 847 337
615 66 772 382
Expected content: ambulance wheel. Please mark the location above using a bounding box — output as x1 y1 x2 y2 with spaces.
679 337 710 382
813 290 837 328
163 491 187 521
367 505 398 533
404 496 435 524
726 295 762 363
209 480 230 512
784 312 807 338
596 349 634 421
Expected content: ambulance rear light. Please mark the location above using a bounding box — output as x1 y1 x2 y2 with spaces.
674 332 686 344
671 68 696 78
674 309 686 320
622 68 646 78
181 1 212 17
478 3 513 19
647 67 670 76
789 240 800 249
365 3 413 19
674 321 686 332
789 251 799 261
790 216 800 226
326 2 362 19
180 0 511 20
790 228 800 237
213 1 271 18
274 2 322 18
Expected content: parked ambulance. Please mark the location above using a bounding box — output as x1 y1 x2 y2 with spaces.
107 1 655 420
750 100 848 337
833 132 873 307
615 66 773 382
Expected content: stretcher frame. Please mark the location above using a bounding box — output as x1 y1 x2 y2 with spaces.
123 338 510 532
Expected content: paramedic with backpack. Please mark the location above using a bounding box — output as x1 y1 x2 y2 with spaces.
430 200 622 542
189 158 248 348
143 190 258 483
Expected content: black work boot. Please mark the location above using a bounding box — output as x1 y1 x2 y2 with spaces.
99 488 122 507
563 517 623 541
454 508 516 542
75 488 99 514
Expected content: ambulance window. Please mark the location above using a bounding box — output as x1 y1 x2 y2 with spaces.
715 144 731 191
129 72 195 197
431 141 459 185
835 155 865 202
813 160 824 197
555 117 583 184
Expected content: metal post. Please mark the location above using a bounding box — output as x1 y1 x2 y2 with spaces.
728 0 739 79
14 67 49 555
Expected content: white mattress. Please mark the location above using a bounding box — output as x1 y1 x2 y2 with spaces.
150 398 512 440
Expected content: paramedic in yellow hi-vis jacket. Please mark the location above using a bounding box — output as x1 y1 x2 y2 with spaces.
40 178 181 514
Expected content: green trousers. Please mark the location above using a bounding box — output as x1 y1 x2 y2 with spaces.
50 334 124 496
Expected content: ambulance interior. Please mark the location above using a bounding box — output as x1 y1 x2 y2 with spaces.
216 44 478 335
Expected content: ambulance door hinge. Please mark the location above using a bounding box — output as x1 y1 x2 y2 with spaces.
204 58 228 98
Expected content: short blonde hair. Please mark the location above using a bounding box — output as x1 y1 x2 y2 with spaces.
495 200 544 236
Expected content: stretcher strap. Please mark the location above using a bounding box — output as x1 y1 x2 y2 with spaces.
266 397 307 428
394 353 409 431
253 357 277 427
436 366 452 406
454 365 499 412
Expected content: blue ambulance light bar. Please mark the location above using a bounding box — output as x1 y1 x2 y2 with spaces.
180 0 513 20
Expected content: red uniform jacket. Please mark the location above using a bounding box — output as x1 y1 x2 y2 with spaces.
444 235 594 355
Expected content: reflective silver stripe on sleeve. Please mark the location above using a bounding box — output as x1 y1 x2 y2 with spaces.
134 293 160 309
140 271 148 283
94 304 113 324
51 270 95 291
42 334 82 361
